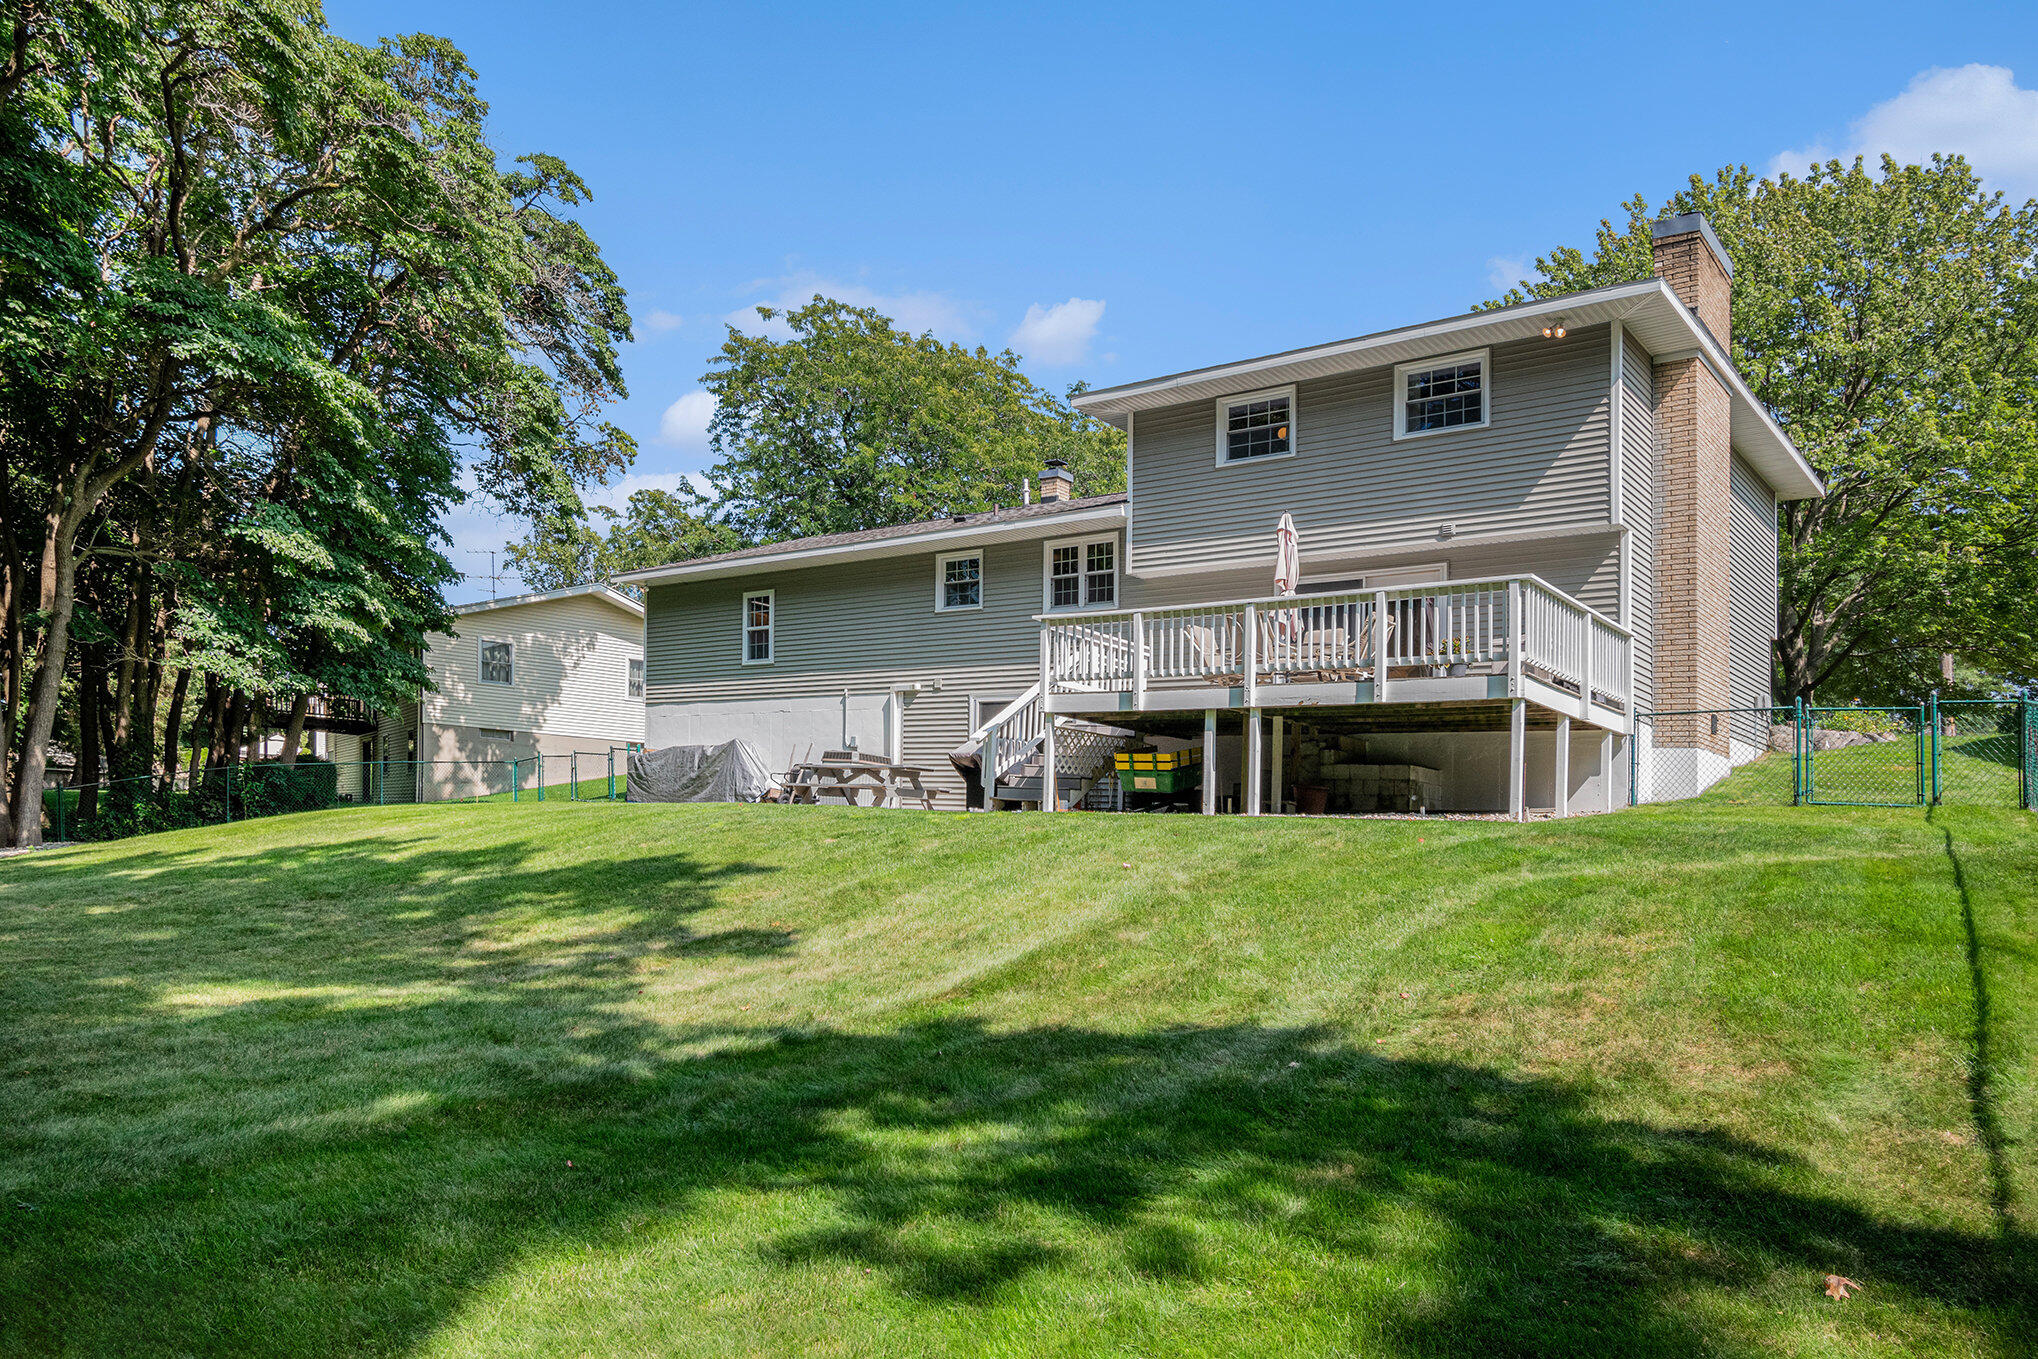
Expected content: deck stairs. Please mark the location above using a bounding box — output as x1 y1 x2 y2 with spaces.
962 683 1136 810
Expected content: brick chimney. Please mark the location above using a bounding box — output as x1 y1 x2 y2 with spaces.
1650 212 1733 751
1038 457 1074 503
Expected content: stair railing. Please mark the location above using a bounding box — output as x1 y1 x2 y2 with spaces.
964 683 1044 809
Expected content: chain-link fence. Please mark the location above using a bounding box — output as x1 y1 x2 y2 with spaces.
1632 695 2036 812
1630 706 1797 805
38 750 636 844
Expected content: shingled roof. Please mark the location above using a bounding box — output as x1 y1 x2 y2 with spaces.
615 492 1127 581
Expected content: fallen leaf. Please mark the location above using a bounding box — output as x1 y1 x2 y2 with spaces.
566 1160 574 1168
1824 1274 1858 1300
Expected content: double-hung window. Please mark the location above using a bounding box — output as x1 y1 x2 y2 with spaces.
1045 536 1116 610
478 639 514 685
627 657 645 698
741 591 774 664
1393 349 1489 438
1215 385 1295 464
935 551 982 612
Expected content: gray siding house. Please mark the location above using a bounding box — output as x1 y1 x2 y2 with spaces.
623 214 1821 815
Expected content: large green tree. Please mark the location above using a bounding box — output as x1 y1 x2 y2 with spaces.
508 486 744 593
701 299 1125 544
0 2 633 843
1489 159 2038 703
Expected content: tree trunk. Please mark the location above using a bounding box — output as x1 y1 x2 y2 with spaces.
8 515 81 847
160 666 190 788
277 694 310 766
188 677 219 788
75 648 103 822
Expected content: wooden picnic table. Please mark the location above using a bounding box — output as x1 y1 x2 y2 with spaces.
784 759 937 809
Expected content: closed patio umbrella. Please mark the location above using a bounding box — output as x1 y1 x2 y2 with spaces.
1274 513 1300 596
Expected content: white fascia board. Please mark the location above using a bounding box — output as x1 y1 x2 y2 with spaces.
1071 282 1663 417
1074 277 1824 502
616 503 1129 587
449 582 644 618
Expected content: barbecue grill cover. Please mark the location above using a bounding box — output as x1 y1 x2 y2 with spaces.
627 741 776 803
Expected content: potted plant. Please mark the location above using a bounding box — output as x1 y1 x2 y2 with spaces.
1445 639 1469 678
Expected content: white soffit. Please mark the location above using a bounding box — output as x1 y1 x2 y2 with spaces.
1075 279 1823 501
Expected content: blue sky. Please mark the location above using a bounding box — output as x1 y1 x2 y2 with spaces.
323 0 2038 603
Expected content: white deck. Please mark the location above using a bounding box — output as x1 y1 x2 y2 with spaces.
1037 574 1633 734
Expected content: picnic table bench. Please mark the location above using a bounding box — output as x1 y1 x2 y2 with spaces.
784 757 939 809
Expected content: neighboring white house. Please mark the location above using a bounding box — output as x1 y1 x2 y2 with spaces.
330 583 646 801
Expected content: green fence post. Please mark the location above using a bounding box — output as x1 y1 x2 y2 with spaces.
512 758 520 803
1927 691 1941 805
2018 689 2031 811
538 754 546 802
608 750 616 801
1628 717 1639 807
1791 696 1804 805
571 752 579 802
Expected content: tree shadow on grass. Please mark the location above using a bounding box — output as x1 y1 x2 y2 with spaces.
0 838 2029 1356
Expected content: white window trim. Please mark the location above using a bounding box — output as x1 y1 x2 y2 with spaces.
1213 384 1298 467
477 637 515 686
1392 348 1491 441
740 589 775 666
1042 533 1120 612
933 550 985 613
626 656 645 698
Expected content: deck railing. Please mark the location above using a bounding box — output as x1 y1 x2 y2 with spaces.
1040 573 1631 715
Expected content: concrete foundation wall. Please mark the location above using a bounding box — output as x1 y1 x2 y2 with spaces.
645 693 891 770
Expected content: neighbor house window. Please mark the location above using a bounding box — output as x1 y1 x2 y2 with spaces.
935 551 983 612
478 639 514 685
1045 536 1116 609
627 657 644 698
741 591 774 664
1215 385 1295 464
1394 349 1489 438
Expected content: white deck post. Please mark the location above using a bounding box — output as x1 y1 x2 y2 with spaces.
1130 610 1147 710
1271 715 1285 814
1371 590 1389 702
1506 580 1523 694
1579 611 1594 720
1201 709 1218 815
1040 715 1058 813
1508 696 1526 822
1553 714 1571 818
1601 730 1617 812
1243 602 1258 709
1245 708 1264 815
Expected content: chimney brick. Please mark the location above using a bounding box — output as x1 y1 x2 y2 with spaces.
1039 457 1074 503
1650 213 1734 755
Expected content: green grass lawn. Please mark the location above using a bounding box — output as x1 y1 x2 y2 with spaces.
1 768 2032 1356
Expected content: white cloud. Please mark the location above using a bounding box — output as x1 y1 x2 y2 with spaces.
1485 255 1540 293
588 469 715 512
1009 297 1106 366
657 390 715 450
1771 64 2038 200
638 309 684 338
724 271 979 342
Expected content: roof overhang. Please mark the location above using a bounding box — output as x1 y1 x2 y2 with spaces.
449 582 643 618
1074 278 1824 501
615 502 1129 588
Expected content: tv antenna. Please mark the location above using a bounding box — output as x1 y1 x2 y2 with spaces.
467 549 510 601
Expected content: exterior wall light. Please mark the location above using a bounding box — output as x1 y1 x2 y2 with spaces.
1540 316 1568 339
